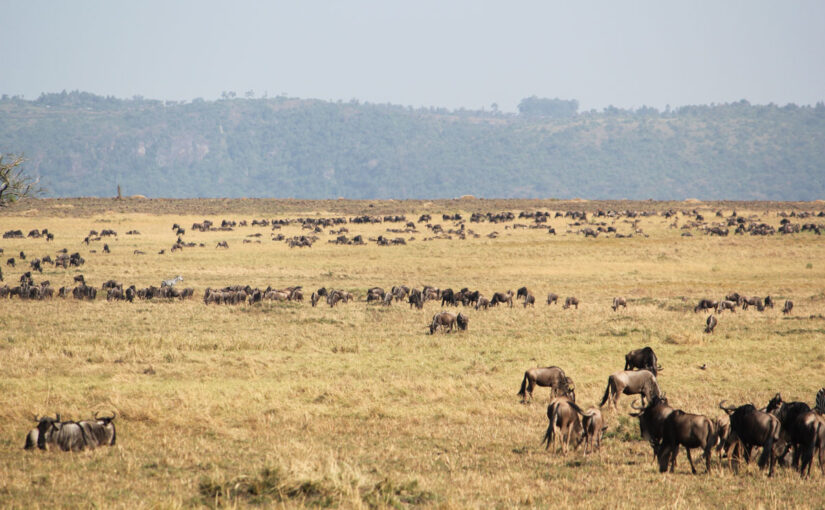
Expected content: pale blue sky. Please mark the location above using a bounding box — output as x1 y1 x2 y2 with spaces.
2 0 823 111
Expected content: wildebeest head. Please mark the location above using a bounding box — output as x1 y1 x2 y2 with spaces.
29 414 61 450
456 312 469 331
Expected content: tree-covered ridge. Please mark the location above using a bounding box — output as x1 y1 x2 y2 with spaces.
1 91 823 199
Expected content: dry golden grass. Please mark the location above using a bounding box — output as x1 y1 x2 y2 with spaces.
1 199 824 509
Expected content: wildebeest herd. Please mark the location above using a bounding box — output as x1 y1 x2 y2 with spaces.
520 344 825 477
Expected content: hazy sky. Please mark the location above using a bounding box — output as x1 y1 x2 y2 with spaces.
2 0 824 112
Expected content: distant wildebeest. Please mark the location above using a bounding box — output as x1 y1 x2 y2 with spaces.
716 300 737 313
599 370 660 409
657 409 717 474
705 314 718 334
429 311 468 334
490 290 514 308
630 396 674 460
741 296 762 310
624 347 662 376
783 300 794 315
562 296 579 310
764 296 775 309
517 366 575 403
719 401 781 476
475 296 490 310
440 288 456 306
522 292 535 307
611 297 627 311
6 257 14 267
546 293 559 306
216 241 229 249
516 287 530 300
408 288 424 309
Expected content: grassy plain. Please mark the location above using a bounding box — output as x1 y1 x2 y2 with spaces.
1 198 824 509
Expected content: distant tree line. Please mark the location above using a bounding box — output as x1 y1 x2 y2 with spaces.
0 91 823 199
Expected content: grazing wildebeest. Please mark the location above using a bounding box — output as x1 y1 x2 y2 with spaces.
742 296 762 310
440 288 456 306
657 409 717 474
516 287 530 300
429 311 468 334
562 296 579 309
546 293 559 305
719 401 781 476
6 257 14 267
25 412 116 451
517 366 575 403
716 300 737 313
216 241 229 249
624 347 662 376
611 297 627 311
630 396 674 460
783 300 794 315
693 299 719 313
475 296 490 310
764 296 775 309
542 396 583 453
705 314 718 334
599 370 660 409
490 290 514 308
522 292 535 307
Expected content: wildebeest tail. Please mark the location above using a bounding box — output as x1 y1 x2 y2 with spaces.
599 379 612 407
517 373 528 397
816 388 825 414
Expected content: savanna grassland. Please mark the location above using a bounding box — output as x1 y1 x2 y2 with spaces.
1 198 824 509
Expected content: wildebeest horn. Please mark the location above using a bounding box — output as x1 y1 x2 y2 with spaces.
718 400 736 413
630 399 644 410
95 411 116 421
33 414 40 422
656 363 663 371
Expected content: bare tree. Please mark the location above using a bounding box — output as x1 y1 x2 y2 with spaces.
0 154 42 207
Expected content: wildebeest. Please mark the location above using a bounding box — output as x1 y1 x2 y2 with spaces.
546 293 559 305
517 366 575 403
580 407 607 454
475 296 490 310
630 396 675 459
516 287 530 300
764 296 775 309
599 370 660 409
429 311 468 334
611 297 627 311
490 290 514 308
624 347 662 376
716 300 737 313
542 396 583 453
764 393 815 471
522 292 535 307
783 300 794 315
216 241 229 249
408 288 424 309
719 401 781 476
705 314 718 334
657 409 717 474
24 412 116 452
562 296 579 309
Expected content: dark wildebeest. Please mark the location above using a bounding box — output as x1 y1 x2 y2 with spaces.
408 288 424 309
694 298 718 313
516 287 530 300
657 409 717 474
705 314 718 334
216 241 229 249
562 296 579 309
490 290 514 308
542 396 583 453
611 297 627 311
630 396 674 460
783 300 794 315
429 311 468 334
764 393 814 472
546 293 559 306
517 366 575 403
764 296 775 309
624 347 662 376
599 370 660 410
719 401 781 476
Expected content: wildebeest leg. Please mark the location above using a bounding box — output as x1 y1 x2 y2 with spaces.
685 447 697 474
704 444 713 473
